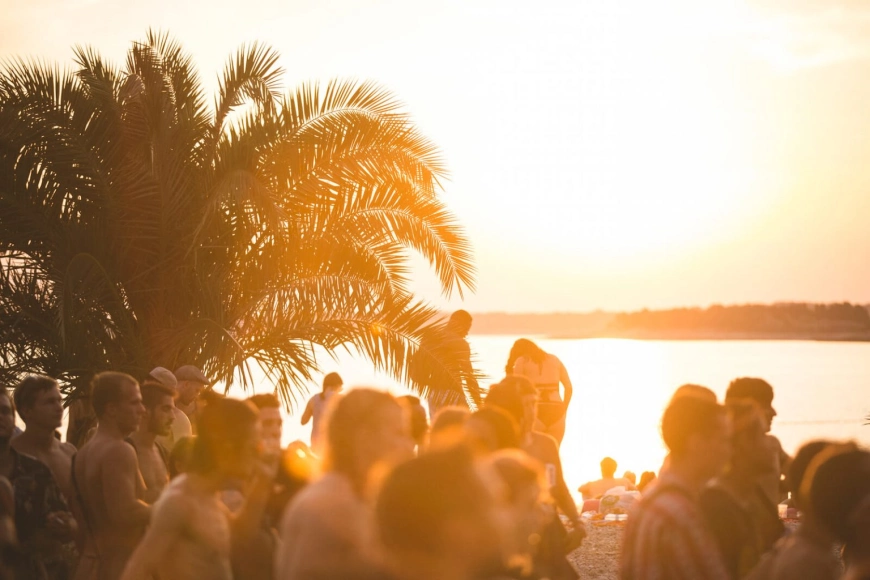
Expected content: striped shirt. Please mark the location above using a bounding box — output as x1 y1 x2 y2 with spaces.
620 473 729 580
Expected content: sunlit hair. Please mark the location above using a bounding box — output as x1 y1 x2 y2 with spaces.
375 446 493 556
247 393 280 410
661 395 725 458
324 388 401 477
466 407 520 451
803 443 870 544
322 372 343 394
485 375 536 425
505 339 546 374
189 397 258 474
398 395 428 447
13 375 58 415
726 377 774 407
788 440 833 507
600 457 617 478
670 383 717 404
140 381 176 410
91 372 138 418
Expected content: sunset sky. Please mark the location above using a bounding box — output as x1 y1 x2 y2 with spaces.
4 0 870 313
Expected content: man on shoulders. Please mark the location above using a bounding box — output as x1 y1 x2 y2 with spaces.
620 392 731 580
0 385 77 579
12 375 77 499
127 381 175 503
72 372 150 580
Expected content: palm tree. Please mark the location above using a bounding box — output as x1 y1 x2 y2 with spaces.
0 31 476 413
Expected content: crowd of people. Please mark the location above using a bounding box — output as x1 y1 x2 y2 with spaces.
0 311 867 579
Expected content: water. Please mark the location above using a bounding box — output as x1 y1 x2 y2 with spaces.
61 338 870 496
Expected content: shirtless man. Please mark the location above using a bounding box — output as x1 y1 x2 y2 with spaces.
121 397 275 580
11 375 77 499
127 381 175 503
173 365 211 430
72 372 150 580
148 367 192 451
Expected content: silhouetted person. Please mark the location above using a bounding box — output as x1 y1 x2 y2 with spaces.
72 372 150 580
12 375 76 500
0 386 76 579
398 395 429 451
507 339 574 445
620 393 730 580
413 310 481 416
726 377 789 506
579 457 636 500
486 376 583 579
637 471 656 493
700 400 784 578
464 407 520 455
120 397 275 580
375 447 504 580
126 381 175 503
301 372 343 452
623 471 637 486
746 440 838 580
276 389 414 578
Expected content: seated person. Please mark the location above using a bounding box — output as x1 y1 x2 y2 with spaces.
578 457 635 500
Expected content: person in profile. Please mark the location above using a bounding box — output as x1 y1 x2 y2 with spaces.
578 457 636 500
506 339 573 445
300 372 343 452
725 377 789 506
700 400 784 578
276 389 414 579
148 367 192 451
620 392 731 580
375 447 505 580
746 440 838 580
172 365 212 431
12 375 77 500
72 372 150 580
120 397 275 580
412 310 481 417
126 380 175 503
0 386 76 579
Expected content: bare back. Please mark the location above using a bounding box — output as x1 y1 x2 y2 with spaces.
120 475 233 580
72 433 150 580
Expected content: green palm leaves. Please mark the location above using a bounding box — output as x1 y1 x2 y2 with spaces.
0 31 475 407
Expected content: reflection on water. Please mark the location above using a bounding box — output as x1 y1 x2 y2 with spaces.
61 338 870 496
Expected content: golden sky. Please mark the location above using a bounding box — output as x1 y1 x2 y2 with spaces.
4 0 870 312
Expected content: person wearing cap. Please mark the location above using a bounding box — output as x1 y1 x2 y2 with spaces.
149 367 192 451
174 366 211 431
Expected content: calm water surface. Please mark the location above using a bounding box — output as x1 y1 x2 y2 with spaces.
78 338 859 496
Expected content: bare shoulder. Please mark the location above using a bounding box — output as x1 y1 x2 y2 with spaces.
60 442 77 457
99 439 139 465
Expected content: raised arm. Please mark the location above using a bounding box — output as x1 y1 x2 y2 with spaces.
559 359 573 409
102 444 151 527
300 398 314 426
120 494 187 580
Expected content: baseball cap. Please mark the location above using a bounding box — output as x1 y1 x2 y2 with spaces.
148 367 178 389
174 365 211 385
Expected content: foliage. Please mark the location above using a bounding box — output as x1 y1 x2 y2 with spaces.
0 31 475 407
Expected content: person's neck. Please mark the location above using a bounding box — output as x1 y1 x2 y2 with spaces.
16 425 58 452
129 428 157 448
96 420 129 441
667 458 712 492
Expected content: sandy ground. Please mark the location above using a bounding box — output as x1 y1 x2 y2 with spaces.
567 524 623 580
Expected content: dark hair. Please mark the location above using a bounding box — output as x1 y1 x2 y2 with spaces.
140 381 176 410
448 310 473 332
320 372 343 400
13 375 58 415
726 378 774 407
805 444 870 543
431 407 470 436
638 471 657 492
505 339 546 374
376 447 491 555
398 395 428 446
788 440 833 505
91 372 138 418
325 389 400 477
247 393 281 410
467 407 519 451
189 398 258 474
600 457 617 477
485 375 536 425
661 395 726 458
